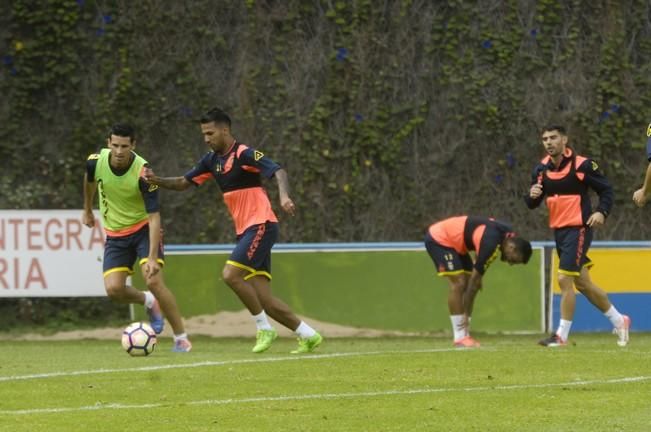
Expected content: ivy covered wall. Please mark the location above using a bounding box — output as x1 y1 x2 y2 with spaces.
2 0 651 243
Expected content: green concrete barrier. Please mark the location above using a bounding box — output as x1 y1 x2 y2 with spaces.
134 246 543 333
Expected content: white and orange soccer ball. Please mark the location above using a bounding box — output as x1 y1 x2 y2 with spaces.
121 322 157 356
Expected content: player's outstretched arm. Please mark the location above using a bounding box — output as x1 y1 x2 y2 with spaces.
633 163 651 207
274 168 296 216
143 167 192 191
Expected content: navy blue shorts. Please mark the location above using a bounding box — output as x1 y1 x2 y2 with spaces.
424 233 473 276
227 222 278 280
103 224 164 277
554 226 593 276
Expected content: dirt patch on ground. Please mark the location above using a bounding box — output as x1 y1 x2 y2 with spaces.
1 309 420 340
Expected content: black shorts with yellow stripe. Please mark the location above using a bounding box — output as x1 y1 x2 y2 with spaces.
424 233 473 276
103 224 164 277
554 226 593 276
227 222 278 280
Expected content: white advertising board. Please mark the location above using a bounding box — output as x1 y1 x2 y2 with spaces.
0 210 106 297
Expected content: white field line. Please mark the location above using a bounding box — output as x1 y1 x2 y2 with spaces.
0 348 465 383
0 346 638 384
1 375 649 416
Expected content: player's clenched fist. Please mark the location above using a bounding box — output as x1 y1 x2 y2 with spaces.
529 183 544 199
632 188 648 207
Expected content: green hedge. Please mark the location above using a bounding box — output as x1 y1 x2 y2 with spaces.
1 1 650 329
1 1 650 243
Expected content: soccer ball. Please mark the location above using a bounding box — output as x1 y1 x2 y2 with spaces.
121 322 157 356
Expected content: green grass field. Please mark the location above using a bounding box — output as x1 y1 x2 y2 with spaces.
0 334 649 431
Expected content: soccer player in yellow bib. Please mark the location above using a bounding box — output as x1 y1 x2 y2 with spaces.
82 123 191 352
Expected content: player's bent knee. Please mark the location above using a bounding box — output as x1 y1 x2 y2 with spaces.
557 273 575 287
448 279 466 293
573 280 588 292
222 268 244 287
105 284 126 300
145 275 166 292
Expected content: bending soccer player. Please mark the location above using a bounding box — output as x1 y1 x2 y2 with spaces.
144 107 322 354
525 124 630 347
425 215 532 347
82 123 192 352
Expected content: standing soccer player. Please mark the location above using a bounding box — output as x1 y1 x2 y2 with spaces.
425 215 533 347
525 124 630 347
82 123 192 352
144 107 322 354
632 123 651 207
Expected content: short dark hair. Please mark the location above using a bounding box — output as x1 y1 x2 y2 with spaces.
541 125 566 136
200 107 231 127
511 237 533 264
110 123 136 142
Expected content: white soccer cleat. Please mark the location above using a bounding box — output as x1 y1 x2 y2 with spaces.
614 315 631 347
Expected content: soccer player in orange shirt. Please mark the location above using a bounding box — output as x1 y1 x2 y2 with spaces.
145 108 322 354
425 215 532 347
526 125 630 347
